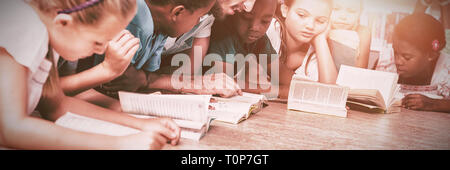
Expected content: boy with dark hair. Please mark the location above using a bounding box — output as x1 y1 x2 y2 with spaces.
207 0 278 93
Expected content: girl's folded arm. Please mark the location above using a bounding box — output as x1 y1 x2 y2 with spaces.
0 51 119 150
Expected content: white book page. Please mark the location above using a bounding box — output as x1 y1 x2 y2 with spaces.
56 112 206 141
56 112 139 137
337 65 399 107
209 101 253 124
288 79 349 117
119 92 211 123
289 79 349 108
216 92 266 104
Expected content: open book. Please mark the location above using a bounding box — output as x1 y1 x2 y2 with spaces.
209 92 267 124
118 91 213 140
329 29 360 70
119 91 267 125
119 91 212 123
55 112 210 141
337 65 402 113
288 77 349 117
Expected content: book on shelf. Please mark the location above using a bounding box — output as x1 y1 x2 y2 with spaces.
55 112 209 141
287 77 349 118
337 65 402 113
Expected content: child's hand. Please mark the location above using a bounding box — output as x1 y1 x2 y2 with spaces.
115 131 171 150
101 30 140 78
402 94 437 111
206 73 243 98
102 65 148 92
312 23 331 46
115 118 181 150
137 117 181 146
182 73 243 98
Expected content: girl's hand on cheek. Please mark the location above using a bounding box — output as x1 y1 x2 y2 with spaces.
312 23 331 46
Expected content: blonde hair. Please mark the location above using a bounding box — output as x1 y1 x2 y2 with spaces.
28 0 136 25
36 46 63 118
32 0 137 116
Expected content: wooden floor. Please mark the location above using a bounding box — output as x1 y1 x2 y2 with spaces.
1 100 448 150
164 101 450 150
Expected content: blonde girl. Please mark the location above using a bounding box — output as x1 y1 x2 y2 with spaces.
0 0 180 150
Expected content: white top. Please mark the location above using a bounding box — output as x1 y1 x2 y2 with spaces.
292 48 319 81
162 14 215 56
266 18 319 81
431 53 450 99
267 19 282 53
0 0 58 114
396 53 450 99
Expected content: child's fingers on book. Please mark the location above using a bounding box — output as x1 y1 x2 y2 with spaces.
237 88 243 96
162 118 181 139
148 133 167 150
154 121 179 140
222 76 237 88
223 80 234 92
402 95 414 104
233 82 243 95
404 98 423 110
229 77 242 93
221 89 237 98
230 83 242 96
402 98 411 108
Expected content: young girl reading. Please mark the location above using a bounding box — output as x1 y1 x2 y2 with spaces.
392 13 450 113
269 0 338 99
0 0 180 150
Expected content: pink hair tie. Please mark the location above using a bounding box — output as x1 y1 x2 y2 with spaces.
57 0 102 14
432 40 440 51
